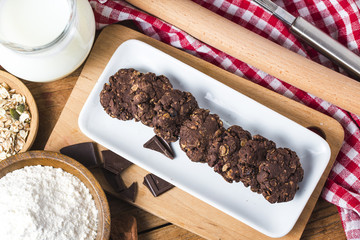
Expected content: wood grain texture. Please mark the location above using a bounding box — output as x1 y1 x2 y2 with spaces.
43 25 344 240
126 0 360 116
0 70 39 152
0 151 111 240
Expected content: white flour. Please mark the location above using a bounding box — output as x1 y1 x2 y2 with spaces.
0 165 98 240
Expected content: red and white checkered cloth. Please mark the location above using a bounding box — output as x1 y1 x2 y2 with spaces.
89 0 360 238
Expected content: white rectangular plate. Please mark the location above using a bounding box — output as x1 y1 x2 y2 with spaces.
78 39 331 238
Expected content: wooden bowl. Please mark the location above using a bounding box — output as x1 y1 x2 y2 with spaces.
0 151 111 240
0 70 39 152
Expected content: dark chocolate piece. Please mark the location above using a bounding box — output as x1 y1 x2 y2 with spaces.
101 150 133 175
118 182 138 203
110 215 138 240
60 142 99 168
143 135 175 159
102 168 126 192
143 173 174 197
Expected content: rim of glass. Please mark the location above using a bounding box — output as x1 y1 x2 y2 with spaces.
0 0 76 53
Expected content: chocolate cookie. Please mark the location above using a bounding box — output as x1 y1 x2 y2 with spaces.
100 68 305 203
257 148 304 203
237 135 276 192
153 89 198 142
129 73 173 127
179 109 224 162
210 125 251 183
100 68 141 120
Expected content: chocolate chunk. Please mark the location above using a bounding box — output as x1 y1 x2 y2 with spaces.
119 182 138 203
143 173 174 197
60 142 99 168
102 168 138 202
102 168 126 192
110 215 137 240
101 150 133 175
143 135 175 159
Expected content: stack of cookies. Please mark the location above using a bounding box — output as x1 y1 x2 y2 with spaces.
100 68 304 203
100 68 198 141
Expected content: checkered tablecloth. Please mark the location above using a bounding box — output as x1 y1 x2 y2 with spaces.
90 0 360 238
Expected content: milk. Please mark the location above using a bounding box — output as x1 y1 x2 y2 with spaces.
0 0 70 47
0 0 95 82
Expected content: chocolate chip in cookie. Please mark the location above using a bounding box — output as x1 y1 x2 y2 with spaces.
153 89 198 142
257 147 304 203
100 68 141 120
179 108 224 162
209 125 251 183
129 73 173 127
237 135 276 192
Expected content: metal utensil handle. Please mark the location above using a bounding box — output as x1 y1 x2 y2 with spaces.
291 17 360 79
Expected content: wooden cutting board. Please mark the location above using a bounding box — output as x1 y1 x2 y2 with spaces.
45 25 344 240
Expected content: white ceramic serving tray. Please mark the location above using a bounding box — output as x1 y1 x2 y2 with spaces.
78 39 331 238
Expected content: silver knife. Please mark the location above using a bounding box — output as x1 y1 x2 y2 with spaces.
252 0 360 80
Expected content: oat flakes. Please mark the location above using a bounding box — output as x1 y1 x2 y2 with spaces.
0 82 31 160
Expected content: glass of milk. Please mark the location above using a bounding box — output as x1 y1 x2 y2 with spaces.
0 0 95 82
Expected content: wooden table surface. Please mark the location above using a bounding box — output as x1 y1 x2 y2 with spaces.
0 26 347 240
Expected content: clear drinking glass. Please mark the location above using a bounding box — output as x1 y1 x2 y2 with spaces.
0 0 95 82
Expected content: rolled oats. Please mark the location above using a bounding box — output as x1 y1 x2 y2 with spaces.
0 82 31 161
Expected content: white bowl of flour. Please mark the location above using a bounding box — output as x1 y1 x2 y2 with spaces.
0 150 110 240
